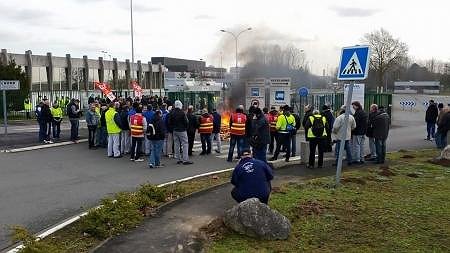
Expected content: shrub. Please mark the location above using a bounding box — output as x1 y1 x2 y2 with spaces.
10 226 61 253
79 192 143 239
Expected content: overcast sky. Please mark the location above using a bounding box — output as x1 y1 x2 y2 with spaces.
1 0 449 74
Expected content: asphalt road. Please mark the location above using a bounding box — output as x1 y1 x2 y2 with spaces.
0 124 435 250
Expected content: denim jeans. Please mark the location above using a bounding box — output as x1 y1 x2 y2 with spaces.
335 140 352 165
38 121 47 142
375 138 387 163
426 122 436 139
351 135 365 162
88 125 97 148
273 133 291 160
435 132 448 149
52 120 61 138
369 137 377 158
69 119 79 141
290 134 297 156
227 135 245 161
130 137 143 159
200 133 212 154
96 126 107 148
252 144 268 162
149 140 164 166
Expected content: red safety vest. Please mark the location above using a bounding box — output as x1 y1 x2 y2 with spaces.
268 113 278 132
130 114 144 137
198 115 213 134
230 113 247 136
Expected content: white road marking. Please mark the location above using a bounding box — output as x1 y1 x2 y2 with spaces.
4 139 88 153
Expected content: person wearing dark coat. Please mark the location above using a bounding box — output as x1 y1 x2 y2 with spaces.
119 105 131 154
372 106 390 164
40 100 53 143
436 107 450 149
231 149 273 204
365 104 379 160
212 109 222 153
249 108 271 162
148 110 166 168
186 105 199 156
321 104 335 152
425 100 439 141
351 101 368 164
302 104 313 141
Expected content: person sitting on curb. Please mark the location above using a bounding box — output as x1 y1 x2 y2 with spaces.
231 148 274 204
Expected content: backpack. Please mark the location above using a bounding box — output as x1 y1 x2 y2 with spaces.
311 116 325 137
284 115 296 134
146 123 156 140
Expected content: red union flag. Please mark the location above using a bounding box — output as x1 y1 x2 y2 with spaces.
94 81 116 101
131 81 143 98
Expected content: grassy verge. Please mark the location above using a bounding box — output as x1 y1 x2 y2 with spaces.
10 171 232 253
206 149 450 253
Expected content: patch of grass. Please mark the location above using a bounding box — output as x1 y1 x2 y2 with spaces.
206 154 450 253
13 171 232 253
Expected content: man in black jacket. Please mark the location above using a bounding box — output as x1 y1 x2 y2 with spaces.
119 104 131 154
41 99 53 144
168 100 193 165
425 100 438 141
365 104 378 161
373 106 390 164
249 108 270 162
436 107 450 149
321 104 334 152
351 101 368 164
186 105 198 156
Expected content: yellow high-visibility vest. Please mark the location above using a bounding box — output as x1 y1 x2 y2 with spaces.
105 108 121 134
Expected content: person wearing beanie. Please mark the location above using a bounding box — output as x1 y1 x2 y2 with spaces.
249 107 271 162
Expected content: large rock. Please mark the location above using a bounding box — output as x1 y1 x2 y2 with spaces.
223 198 291 240
441 145 450 160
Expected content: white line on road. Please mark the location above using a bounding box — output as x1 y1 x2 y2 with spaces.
3 139 88 153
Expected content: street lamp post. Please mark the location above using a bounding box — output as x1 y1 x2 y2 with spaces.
220 27 252 80
130 0 135 97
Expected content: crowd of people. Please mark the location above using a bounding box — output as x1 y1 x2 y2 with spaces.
425 100 450 149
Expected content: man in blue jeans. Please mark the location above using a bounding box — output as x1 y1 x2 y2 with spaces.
425 100 438 141
372 106 390 164
67 99 81 143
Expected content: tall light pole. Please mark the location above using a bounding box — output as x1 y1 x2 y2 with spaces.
130 0 135 96
220 27 252 80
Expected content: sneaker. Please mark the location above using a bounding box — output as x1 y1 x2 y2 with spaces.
48 140 54 144
215 150 221 154
130 158 135 161
156 164 165 168
135 158 144 162
183 161 193 165
43 140 49 144
149 164 155 168
177 161 183 164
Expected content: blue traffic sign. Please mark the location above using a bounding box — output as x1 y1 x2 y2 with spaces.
298 87 309 97
337 45 370 80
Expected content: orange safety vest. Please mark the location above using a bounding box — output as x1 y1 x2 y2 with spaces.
198 115 213 134
268 113 278 132
130 114 144 137
230 113 247 136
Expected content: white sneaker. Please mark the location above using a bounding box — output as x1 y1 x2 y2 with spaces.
48 140 54 144
135 158 144 162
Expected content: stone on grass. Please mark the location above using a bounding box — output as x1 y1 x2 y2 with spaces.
223 198 291 240
441 145 450 160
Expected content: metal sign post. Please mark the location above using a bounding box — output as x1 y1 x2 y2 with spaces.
335 45 370 187
335 82 354 185
0 80 21 136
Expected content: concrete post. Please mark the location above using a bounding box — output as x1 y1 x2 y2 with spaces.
66 54 72 93
82 56 89 93
125 59 131 96
148 61 153 91
137 60 142 86
300 141 309 165
0 49 7 65
113 58 118 92
98 57 104 83
46 53 54 103
25 50 33 95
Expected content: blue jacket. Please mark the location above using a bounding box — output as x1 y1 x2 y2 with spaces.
143 110 155 125
231 157 273 203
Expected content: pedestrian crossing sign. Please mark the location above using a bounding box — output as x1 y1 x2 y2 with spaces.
337 45 370 80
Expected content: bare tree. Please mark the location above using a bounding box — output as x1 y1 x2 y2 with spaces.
362 28 408 89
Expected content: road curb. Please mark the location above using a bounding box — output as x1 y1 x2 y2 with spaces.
1 139 88 153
